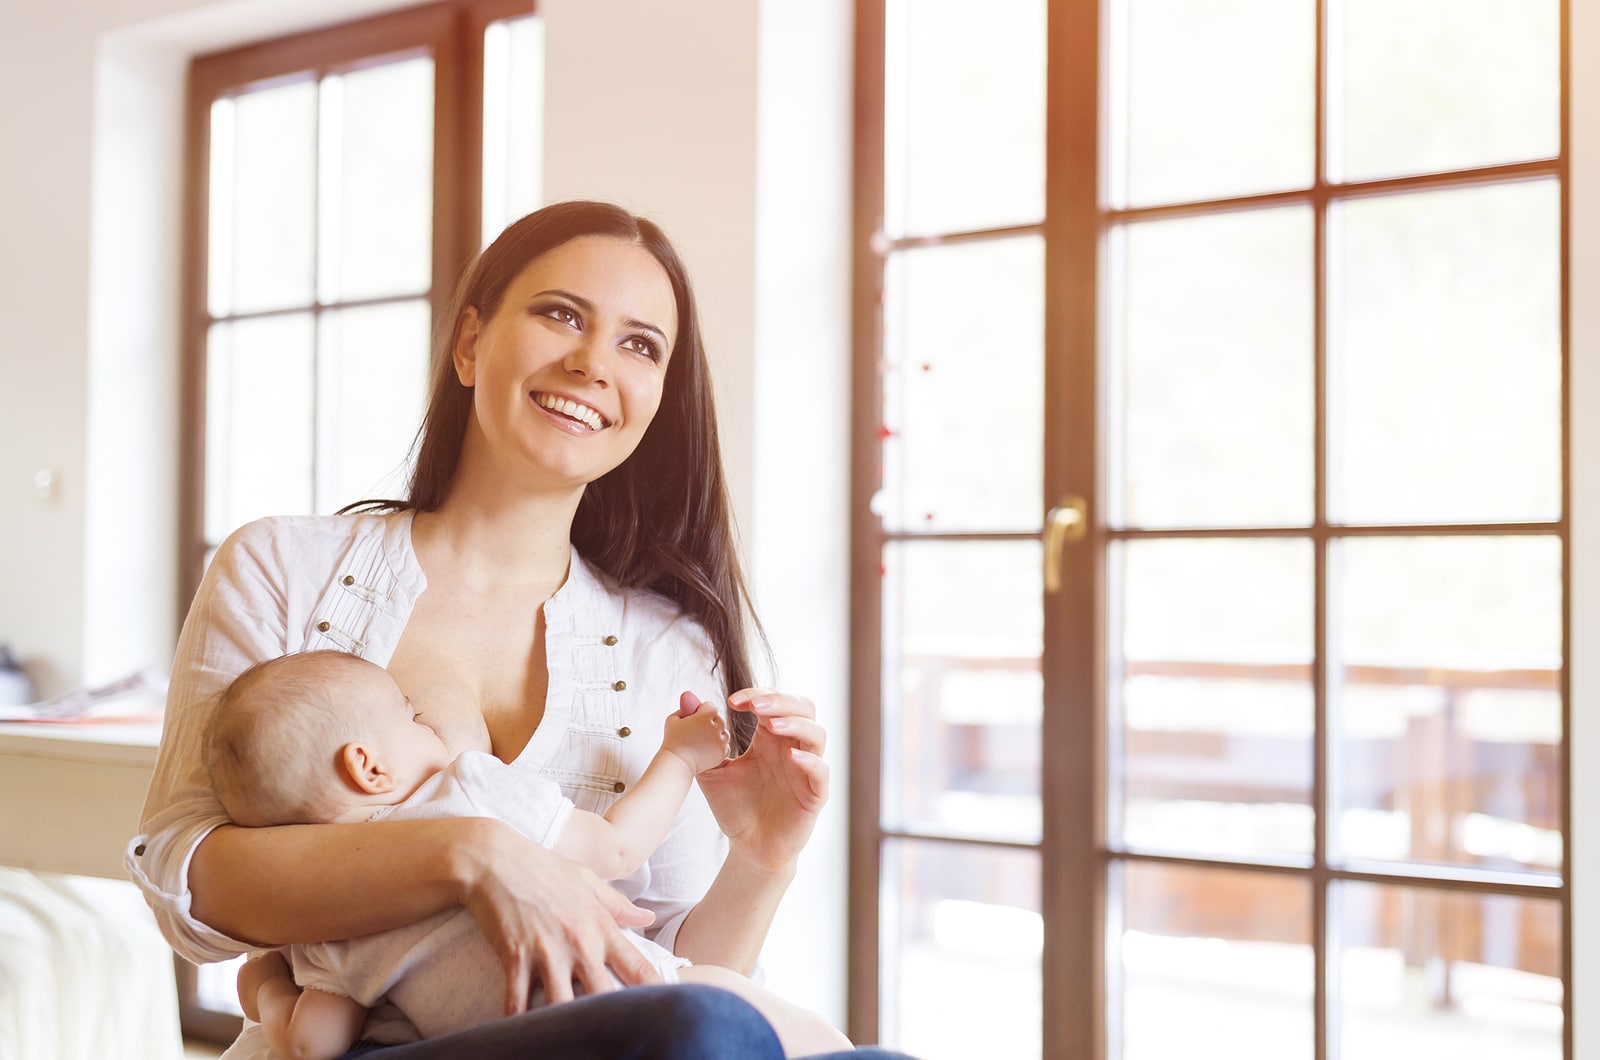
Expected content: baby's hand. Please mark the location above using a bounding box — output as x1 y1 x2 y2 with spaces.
662 700 731 774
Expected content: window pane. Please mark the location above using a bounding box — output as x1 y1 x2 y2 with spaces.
205 315 315 542
317 300 431 511
1332 0 1560 182
1115 207 1313 528
882 237 1043 532
1331 180 1560 525
883 541 1041 843
1113 539 1314 858
886 0 1045 236
483 16 544 246
1115 861 1312 1060
195 955 247 1016
1114 0 1314 207
324 57 435 302
883 840 1040 1060
1332 536 1562 872
219 82 317 315
1332 883 1562 1059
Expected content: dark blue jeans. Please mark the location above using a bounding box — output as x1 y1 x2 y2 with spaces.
335 983 912 1059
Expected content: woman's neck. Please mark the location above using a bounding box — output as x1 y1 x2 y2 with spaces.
415 463 585 594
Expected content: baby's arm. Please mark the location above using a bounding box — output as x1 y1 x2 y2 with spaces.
238 951 368 1060
554 702 730 880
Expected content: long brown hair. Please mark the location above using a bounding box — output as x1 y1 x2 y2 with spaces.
349 201 767 751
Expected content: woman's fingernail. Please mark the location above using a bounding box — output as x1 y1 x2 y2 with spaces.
767 717 789 733
748 696 772 712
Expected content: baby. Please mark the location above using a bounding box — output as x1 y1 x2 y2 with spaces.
204 650 850 1060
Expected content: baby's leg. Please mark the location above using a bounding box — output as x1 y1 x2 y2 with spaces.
677 964 853 1057
237 950 293 1024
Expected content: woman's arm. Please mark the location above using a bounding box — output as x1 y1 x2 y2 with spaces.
194 813 660 1013
188 817 475 946
672 689 829 972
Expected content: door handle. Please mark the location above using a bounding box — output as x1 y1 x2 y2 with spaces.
1043 496 1088 594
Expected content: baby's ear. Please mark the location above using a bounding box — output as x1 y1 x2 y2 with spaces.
340 742 395 795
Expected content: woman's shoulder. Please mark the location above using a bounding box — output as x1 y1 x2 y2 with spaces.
208 511 419 594
214 511 405 564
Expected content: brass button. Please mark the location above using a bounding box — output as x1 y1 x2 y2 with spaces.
134 844 146 857
603 635 618 646
618 726 632 738
612 680 627 692
342 575 355 586
612 781 626 794
317 621 331 633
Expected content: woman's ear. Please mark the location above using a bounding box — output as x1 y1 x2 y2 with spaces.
340 742 396 795
452 307 481 387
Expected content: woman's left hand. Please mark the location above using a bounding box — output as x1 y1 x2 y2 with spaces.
688 688 829 872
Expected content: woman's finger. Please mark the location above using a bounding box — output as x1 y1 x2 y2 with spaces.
590 877 655 930
502 945 533 1016
570 939 618 997
728 688 817 722
605 932 661 987
539 948 577 1006
761 714 826 755
786 748 830 811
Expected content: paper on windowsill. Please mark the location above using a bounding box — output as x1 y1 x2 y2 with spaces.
0 670 167 723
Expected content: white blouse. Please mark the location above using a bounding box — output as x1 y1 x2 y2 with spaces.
127 511 729 967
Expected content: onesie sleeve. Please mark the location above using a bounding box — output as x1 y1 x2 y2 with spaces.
126 519 302 964
452 751 576 849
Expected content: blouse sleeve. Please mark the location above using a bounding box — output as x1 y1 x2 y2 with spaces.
125 518 300 965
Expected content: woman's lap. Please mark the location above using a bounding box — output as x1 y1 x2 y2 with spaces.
333 983 911 1059
334 983 914 1059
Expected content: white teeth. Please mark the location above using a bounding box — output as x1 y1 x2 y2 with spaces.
536 394 604 430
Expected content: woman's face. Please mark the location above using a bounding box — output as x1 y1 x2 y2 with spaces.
453 234 679 492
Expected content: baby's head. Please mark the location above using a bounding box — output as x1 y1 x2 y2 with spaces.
206 650 449 827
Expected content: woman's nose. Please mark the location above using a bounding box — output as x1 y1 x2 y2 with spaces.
562 335 611 385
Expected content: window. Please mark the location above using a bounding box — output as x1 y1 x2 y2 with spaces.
177 1 540 1038
851 2 1568 1058
180 0 542 606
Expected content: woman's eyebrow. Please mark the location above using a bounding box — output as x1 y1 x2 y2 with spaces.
534 288 668 345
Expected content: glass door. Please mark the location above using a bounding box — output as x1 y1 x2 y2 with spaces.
852 2 1568 1058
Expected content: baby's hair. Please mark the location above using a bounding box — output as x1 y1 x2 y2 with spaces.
205 650 375 827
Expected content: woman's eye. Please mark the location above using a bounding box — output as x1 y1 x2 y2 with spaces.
623 336 663 362
542 305 580 327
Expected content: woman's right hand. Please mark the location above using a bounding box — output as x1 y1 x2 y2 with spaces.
457 817 661 1013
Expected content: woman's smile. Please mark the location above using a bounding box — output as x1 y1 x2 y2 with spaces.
531 390 610 432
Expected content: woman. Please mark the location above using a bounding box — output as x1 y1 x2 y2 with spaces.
130 201 894 1058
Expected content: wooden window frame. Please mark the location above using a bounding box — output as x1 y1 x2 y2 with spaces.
178 0 532 616
849 3 1573 1058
